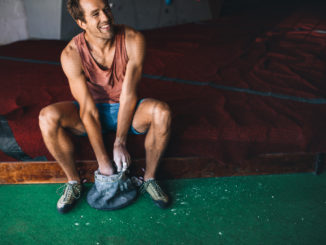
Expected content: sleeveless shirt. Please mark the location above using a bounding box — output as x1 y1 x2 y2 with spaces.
73 25 129 103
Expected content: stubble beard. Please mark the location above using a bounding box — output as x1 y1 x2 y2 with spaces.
98 22 115 40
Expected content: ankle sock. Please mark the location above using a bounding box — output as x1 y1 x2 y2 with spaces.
68 180 78 184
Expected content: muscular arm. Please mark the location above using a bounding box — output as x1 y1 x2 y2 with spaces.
61 42 114 175
113 27 146 171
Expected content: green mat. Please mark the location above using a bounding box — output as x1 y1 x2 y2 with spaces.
1 172 326 245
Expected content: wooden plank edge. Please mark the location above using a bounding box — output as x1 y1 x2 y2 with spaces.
0 153 319 184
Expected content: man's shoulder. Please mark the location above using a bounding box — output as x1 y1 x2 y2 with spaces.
122 25 145 58
123 25 144 41
60 37 83 74
61 38 81 63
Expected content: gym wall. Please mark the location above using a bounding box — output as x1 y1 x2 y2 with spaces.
62 0 224 40
0 0 224 43
0 0 29 45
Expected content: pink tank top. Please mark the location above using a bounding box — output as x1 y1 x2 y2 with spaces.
73 25 129 103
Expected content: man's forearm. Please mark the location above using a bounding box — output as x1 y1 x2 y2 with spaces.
81 113 111 164
115 95 138 145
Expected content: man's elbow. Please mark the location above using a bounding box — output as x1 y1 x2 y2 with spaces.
120 93 138 105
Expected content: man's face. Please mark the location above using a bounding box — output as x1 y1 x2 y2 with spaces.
78 0 114 39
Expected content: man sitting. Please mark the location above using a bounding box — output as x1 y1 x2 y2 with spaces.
39 0 171 213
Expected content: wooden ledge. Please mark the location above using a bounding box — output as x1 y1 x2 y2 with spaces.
0 153 321 184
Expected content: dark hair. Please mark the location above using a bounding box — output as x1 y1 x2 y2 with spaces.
67 0 85 22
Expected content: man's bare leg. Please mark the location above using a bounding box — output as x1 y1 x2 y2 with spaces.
39 102 86 183
132 99 172 180
132 99 172 208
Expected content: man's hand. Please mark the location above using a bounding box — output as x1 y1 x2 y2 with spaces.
113 143 131 172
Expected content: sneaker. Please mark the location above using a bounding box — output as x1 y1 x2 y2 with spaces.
140 179 170 208
56 182 82 213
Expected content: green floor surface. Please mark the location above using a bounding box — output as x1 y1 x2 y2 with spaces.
1 172 326 245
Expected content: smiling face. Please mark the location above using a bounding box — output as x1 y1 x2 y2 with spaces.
78 0 114 40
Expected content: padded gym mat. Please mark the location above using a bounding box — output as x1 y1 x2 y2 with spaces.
0 0 326 166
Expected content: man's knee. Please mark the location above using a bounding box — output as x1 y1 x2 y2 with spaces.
153 101 172 129
39 105 61 132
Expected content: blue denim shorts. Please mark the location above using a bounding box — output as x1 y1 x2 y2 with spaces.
73 99 146 136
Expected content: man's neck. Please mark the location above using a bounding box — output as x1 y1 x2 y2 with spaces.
84 30 115 54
